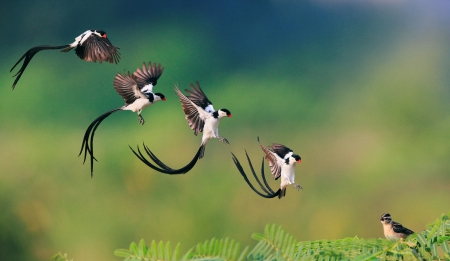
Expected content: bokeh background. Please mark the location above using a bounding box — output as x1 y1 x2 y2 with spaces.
1 0 450 260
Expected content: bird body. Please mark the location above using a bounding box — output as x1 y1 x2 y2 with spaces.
175 82 231 158
259 139 302 198
380 213 414 240
10 29 120 89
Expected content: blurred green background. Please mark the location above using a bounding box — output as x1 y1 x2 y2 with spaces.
1 0 450 260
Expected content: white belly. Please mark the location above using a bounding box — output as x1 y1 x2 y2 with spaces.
124 98 151 112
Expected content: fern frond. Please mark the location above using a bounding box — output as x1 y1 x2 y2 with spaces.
248 224 299 261
186 237 248 261
51 252 73 261
114 239 180 261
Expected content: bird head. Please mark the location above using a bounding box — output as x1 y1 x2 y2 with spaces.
380 213 392 224
154 93 166 101
94 30 107 39
219 108 232 118
285 154 301 165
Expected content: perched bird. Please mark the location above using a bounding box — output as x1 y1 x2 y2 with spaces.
259 138 302 198
380 213 414 240
175 81 232 158
10 29 120 89
79 62 165 177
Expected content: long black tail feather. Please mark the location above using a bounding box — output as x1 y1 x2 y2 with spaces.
79 108 121 178
10 45 70 89
130 143 203 174
231 151 281 198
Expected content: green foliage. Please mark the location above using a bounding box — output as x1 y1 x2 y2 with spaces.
110 211 450 261
113 239 180 261
51 252 73 261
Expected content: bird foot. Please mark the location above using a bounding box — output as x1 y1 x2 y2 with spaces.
138 115 145 125
294 183 303 191
219 137 229 144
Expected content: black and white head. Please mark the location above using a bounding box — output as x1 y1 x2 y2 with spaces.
154 92 166 102
285 153 302 165
212 108 232 119
93 30 107 38
380 213 392 224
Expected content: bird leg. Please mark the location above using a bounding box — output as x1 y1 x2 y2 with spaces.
293 183 303 191
138 114 145 125
218 137 229 144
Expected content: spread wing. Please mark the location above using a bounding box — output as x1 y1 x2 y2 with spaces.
259 141 282 180
392 221 414 235
184 81 215 113
113 71 144 105
175 85 210 135
133 62 164 92
270 143 293 159
75 34 120 63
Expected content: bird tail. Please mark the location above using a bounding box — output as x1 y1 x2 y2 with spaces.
10 45 70 89
79 107 122 178
61 45 74 52
198 144 206 159
278 188 286 199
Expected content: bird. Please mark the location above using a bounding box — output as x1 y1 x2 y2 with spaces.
79 62 166 177
380 213 414 240
10 29 120 89
259 137 302 198
129 81 232 175
175 81 232 158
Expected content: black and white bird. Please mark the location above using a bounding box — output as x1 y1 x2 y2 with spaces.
175 81 232 158
129 82 231 175
232 137 302 199
10 29 120 89
80 62 165 177
259 139 302 198
380 213 414 240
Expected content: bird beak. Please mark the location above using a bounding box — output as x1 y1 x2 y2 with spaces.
297 159 301 163
102 34 107 38
162 97 167 101
228 114 232 118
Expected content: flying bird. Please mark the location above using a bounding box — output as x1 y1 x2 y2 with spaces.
380 213 414 240
10 29 120 89
232 137 302 199
176 81 232 158
79 62 166 177
130 82 231 175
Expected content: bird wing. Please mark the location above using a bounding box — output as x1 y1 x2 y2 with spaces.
392 221 414 235
184 81 215 113
270 143 293 159
175 85 210 135
133 62 164 92
259 142 282 180
76 33 120 64
113 71 145 105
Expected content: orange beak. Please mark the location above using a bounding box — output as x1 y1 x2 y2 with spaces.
228 114 232 118
162 97 166 101
102 34 107 38
297 159 301 163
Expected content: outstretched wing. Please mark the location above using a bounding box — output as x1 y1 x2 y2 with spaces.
392 221 414 235
113 71 144 105
258 138 282 180
270 143 293 159
133 62 164 92
184 81 215 113
76 33 120 63
175 85 210 135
